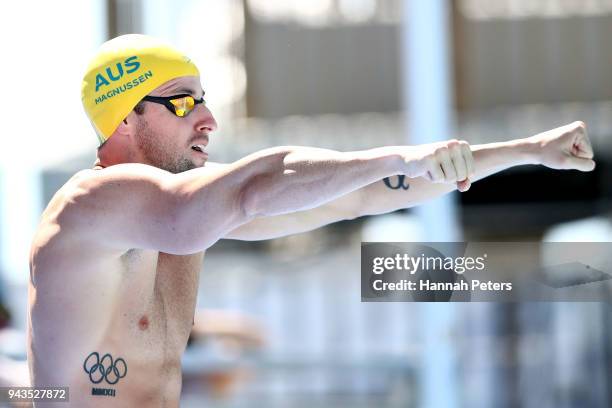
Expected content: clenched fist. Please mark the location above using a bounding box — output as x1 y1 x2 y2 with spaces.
404 139 475 192
529 121 595 172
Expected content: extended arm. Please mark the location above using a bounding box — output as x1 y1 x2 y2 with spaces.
65 144 462 254
226 121 595 240
364 120 595 214
344 135 540 216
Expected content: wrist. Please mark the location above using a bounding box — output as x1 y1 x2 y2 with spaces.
515 137 542 165
359 147 406 175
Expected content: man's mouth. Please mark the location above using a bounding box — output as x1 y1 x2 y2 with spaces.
191 145 206 153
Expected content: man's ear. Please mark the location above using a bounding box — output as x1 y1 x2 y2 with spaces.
115 112 137 136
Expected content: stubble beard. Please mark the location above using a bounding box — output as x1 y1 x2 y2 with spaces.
135 121 197 174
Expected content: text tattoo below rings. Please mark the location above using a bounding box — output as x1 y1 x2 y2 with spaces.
83 352 127 385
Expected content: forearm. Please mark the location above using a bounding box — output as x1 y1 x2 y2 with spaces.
470 137 538 181
356 137 539 216
240 146 405 217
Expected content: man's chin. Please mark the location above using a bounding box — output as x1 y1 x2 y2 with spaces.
161 158 201 174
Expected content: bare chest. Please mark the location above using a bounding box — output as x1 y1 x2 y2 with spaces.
119 250 205 355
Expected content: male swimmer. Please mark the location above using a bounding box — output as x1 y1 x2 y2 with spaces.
28 34 595 407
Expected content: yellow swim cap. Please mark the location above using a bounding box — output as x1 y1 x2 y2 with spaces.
82 34 199 144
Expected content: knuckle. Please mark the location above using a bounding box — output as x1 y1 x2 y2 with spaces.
434 146 446 154
424 156 436 166
573 121 587 134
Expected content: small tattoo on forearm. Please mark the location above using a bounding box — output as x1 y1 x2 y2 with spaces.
83 351 127 397
383 176 410 190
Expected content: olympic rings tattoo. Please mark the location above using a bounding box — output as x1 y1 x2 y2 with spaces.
83 352 127 385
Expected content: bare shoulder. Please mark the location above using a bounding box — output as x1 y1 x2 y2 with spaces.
37 163 167 226
32 159 253 265
31 164 168 264
43 164 169 214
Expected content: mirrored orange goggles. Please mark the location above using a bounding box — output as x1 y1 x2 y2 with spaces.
141 94 205 117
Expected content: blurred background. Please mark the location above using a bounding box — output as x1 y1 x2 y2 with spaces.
1 0 612 406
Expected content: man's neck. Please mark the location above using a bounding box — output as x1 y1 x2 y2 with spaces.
94 141 139 169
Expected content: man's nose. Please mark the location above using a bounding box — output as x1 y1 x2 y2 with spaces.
195 105 218 133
